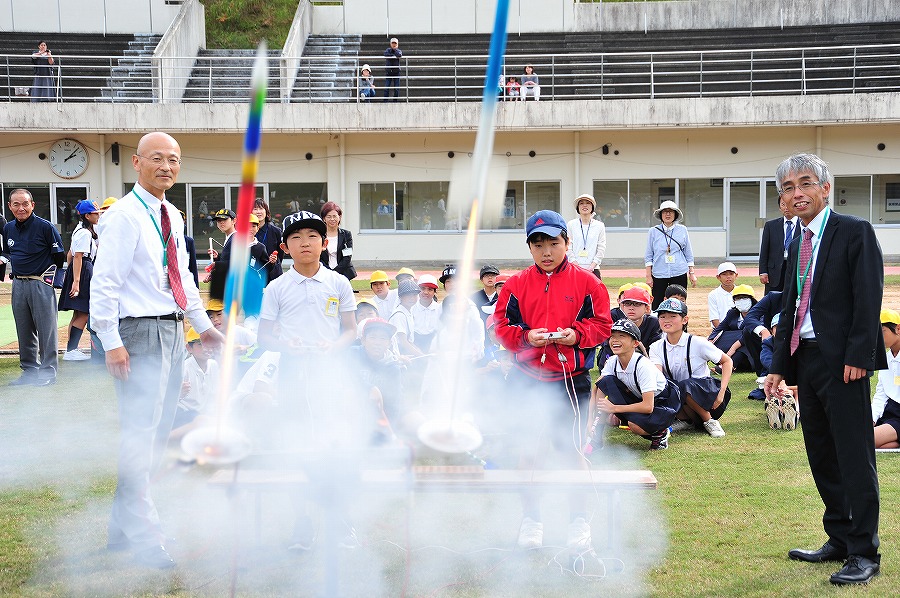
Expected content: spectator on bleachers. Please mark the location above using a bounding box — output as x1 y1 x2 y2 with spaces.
505 76 520 100
383 37 402 101
358 64 376 102
30 41 56 102
520 64 540 101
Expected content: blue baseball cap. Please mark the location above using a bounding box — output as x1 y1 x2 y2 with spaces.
526 210 567 240
75 200 99 215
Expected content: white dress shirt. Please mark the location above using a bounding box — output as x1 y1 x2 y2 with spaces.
797 208 830 339
91 184 212 351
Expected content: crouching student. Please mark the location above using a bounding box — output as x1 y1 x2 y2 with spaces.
650 298 733 438
494 210 612 553
873 308 900 450
170 327 220 442
590 319 681 450
348 317 404 443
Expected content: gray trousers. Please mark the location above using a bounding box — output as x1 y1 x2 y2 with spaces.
11 278 58 380
108 317 185 552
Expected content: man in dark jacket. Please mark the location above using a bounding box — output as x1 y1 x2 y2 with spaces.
383 37 402 101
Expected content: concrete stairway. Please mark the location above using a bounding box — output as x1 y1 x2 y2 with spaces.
182 49 283 103
290 34 362 102
102 34 162 103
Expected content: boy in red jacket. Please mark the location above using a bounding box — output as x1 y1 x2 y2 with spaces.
493 210 612 553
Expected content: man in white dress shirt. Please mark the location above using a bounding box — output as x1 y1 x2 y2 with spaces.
91 132 224 569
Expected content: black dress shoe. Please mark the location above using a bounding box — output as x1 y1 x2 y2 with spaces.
788 541 847 563
133 545 175 569
830 555 880 585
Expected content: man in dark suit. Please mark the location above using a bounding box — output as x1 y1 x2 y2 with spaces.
765 153 886 586
758 196 799 293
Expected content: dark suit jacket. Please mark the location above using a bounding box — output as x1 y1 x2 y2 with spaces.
184 235 199 288
742 291 783 333
320 228 357 281
770 211 887 384
759 216 799 291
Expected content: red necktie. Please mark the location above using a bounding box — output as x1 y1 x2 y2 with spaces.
160 204 188 310
789 228 814 355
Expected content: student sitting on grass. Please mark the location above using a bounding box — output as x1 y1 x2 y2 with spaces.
590 319 681 451
874 308 900 450
170 327 219 442
650 298 733 438
708 284 759 372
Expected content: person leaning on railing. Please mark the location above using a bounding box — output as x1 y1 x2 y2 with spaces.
30 41 57 102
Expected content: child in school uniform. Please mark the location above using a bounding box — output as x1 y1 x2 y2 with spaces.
255 210 359 551
389 279 424 357
590 319 681 450
170 327 220 441
369 270 398 320
610 283 632 323
649 298 733 438
598 286 661 366
411 273 441 352
874 308 900 449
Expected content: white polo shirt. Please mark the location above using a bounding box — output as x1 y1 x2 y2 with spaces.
649 333 723 382
260 265 355 347
599 352 667 397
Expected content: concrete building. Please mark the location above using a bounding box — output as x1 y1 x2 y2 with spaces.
2 0 899 266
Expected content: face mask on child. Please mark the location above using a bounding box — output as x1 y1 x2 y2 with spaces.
735 298 752 313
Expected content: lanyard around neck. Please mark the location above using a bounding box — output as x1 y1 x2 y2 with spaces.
580 219 591 247
795 207 829 294
132 189 171 267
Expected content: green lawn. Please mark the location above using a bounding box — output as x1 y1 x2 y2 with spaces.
0 356 896 596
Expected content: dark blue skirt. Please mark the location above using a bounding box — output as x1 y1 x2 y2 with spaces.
677 376 730 420
597 376 681 434
58 258 92 313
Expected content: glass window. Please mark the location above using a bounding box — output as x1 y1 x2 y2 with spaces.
266 183 328 228
832 176 871 221
360 183 396 230
874 174 900 225
397 181 448 231
631 179 675 229
5 184 51 223
681 179 724 227
593 180 629 228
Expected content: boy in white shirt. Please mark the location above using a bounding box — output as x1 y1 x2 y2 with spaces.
170 327 219 441
369 270 398 320
588 319 680 451
411 274 441 352
255 210 358 551
707 261 737 328
874 308 900 449
389 279 423 357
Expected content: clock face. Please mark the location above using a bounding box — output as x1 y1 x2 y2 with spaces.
48 139 89 179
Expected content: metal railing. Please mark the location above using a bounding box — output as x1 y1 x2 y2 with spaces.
3 43 900 104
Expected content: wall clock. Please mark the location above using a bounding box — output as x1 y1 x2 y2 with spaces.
48 139 89 179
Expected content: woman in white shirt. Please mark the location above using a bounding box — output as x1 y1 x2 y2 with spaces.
566 194 606 279
58 200 100 361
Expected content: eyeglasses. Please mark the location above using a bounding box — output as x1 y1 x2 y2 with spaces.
136 154 182 167
778 180 820 196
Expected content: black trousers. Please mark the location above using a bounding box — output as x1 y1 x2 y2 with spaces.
795 343 880 558
651 273 687 310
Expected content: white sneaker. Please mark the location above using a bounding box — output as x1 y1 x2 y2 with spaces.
63 349 90 361
703 419 726 438
566 517 592 551
765 397 783 430
517 517 543 549
669 419 693 433
781 393 799 431
756 376 766 389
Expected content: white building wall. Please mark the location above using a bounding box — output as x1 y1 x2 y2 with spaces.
3 120 898 264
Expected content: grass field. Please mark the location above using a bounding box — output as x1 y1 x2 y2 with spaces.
1 339 897 596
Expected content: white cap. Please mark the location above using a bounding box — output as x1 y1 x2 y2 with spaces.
361 63 370 72
717 261 738 276
390 37 399 43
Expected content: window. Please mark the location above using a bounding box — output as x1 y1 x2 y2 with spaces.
874 174 900 225
360 180 560 231
832 176 871 221
266 183 328 227
593 178 677 229
680 179 724 227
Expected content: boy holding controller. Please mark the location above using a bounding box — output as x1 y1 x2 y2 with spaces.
494 210 612 553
